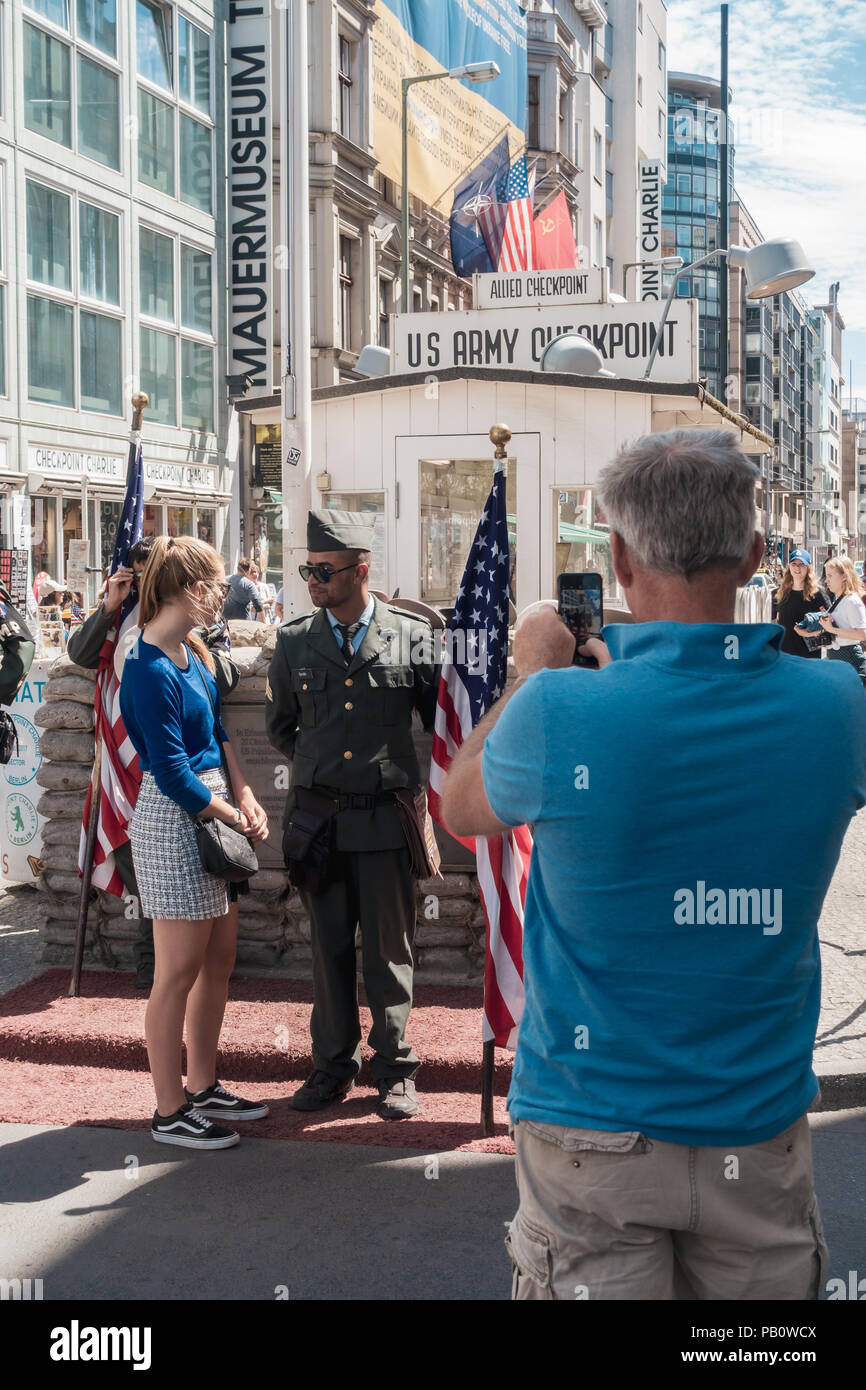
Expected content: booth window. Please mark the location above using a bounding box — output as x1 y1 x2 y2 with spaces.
325 492 386 592
420 459 516 611
555 489 624 611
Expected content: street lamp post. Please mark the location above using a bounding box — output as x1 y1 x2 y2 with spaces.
621 256 683 299
400 61 500 314
643 238 815 383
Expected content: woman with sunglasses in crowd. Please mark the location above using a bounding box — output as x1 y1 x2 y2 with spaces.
119 537 270 1150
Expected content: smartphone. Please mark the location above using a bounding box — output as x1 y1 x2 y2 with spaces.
557 572 604 668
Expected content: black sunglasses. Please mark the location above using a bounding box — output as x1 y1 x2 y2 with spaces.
299 562 358 583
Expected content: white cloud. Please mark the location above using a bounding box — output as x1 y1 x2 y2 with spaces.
666 0 866 350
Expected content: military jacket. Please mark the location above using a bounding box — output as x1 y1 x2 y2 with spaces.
265 597 440 850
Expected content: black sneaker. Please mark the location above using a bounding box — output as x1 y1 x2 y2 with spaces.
184 1081 270 1121
290 1070 355 1112
151 1103 239 1149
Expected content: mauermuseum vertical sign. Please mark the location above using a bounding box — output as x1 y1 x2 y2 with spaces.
639 160 663 302
228 2 272 391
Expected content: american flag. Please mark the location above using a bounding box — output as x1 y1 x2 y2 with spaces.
478 155 537 274
427 462 532 1049
78 435 145 897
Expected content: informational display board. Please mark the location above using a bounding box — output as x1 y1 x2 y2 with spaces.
393 301 699 381
219 702 286 870
0 659 50 884
66 539 89 597
254 438 282 491
473 268 609 310
0 549 30 607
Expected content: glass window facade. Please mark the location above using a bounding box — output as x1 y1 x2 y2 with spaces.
28 295 74 405
79 309 121 414
137 0 172 89
77 54 119 169
79 202 120 304
140 226 174 320
138 88 174 193
140 325 177 424
77 0 117 58
27 182 72 289
663 86 734 398
24 23 72 147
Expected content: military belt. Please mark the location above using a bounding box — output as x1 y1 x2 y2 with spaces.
311 786 398 812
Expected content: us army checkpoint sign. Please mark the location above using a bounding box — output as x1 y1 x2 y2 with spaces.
392 301 698 382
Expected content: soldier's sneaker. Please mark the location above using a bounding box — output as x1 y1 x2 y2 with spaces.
290 1070 355 1111
184 1081 270 1121
377 1078 419 1120
151 1103 239 1149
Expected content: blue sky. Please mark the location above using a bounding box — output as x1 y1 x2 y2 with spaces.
666 0 866 407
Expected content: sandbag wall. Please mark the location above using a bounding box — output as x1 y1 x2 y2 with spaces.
34 624 485 985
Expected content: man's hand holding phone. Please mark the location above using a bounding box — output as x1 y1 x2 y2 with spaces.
513 602 611 675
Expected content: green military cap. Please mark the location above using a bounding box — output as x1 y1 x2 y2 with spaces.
307 509 374 552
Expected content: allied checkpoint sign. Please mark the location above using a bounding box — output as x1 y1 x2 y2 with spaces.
473 267 610 309
392 301 699 382
372 0 528 211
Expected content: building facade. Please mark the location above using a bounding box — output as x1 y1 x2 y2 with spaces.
661 72 733 400
0 0 231 605
241 0 669 594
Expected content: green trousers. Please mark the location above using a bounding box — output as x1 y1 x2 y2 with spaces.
300 845 420 1083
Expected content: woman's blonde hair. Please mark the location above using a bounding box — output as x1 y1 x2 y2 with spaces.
776 561 822 605
824 555 864 598
138 536 223 671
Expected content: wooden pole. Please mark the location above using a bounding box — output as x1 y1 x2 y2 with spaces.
68 392 147 996
479 423 512 1135
480 1040 496 1137
68 732 101 997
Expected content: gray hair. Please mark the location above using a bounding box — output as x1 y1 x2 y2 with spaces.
597 428 760 577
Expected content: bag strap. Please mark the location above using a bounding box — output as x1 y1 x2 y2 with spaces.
188 646 234 802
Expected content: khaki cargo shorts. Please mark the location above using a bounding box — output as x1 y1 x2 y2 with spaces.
506 1114 828 1300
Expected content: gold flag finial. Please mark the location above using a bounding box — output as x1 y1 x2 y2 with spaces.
131 392 149 431
490 424 511 459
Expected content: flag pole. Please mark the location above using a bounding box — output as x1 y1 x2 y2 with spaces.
68 392 148 997
480 422 512 1136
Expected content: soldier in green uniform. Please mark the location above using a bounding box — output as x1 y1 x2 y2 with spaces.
265 511 440 1119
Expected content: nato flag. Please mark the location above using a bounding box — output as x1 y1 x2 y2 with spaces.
449 135 511 279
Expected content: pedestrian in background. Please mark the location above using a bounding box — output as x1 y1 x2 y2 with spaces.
119 537 269 1150
222 557 265 624
443 428 866 1301
820 556 866 687
774 548 828 659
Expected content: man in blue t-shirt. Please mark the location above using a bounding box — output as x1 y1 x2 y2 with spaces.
442 428 866 1301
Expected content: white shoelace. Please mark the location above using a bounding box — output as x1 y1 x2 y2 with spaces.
186 1108 214 1128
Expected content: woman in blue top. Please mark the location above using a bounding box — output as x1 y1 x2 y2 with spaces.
120 536 269 1151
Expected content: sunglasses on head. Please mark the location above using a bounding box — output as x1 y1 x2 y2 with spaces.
299 561 358 583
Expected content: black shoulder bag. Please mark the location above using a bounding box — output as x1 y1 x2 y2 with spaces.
801 595 842 653
188 650 258 883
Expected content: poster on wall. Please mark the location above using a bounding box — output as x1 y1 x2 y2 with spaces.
372 0 528 211
0 659 50 884
0 549 31 607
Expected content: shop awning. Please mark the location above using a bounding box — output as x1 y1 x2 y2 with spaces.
559 522 611 545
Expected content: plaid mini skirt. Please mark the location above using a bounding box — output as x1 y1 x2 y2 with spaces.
129 767 232 921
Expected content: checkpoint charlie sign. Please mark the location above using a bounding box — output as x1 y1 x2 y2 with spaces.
472 268 609 309
393 301 698 382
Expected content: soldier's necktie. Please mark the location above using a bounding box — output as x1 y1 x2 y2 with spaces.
336 621 362 664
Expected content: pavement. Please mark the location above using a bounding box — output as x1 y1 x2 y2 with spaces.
0 1109 864 1301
